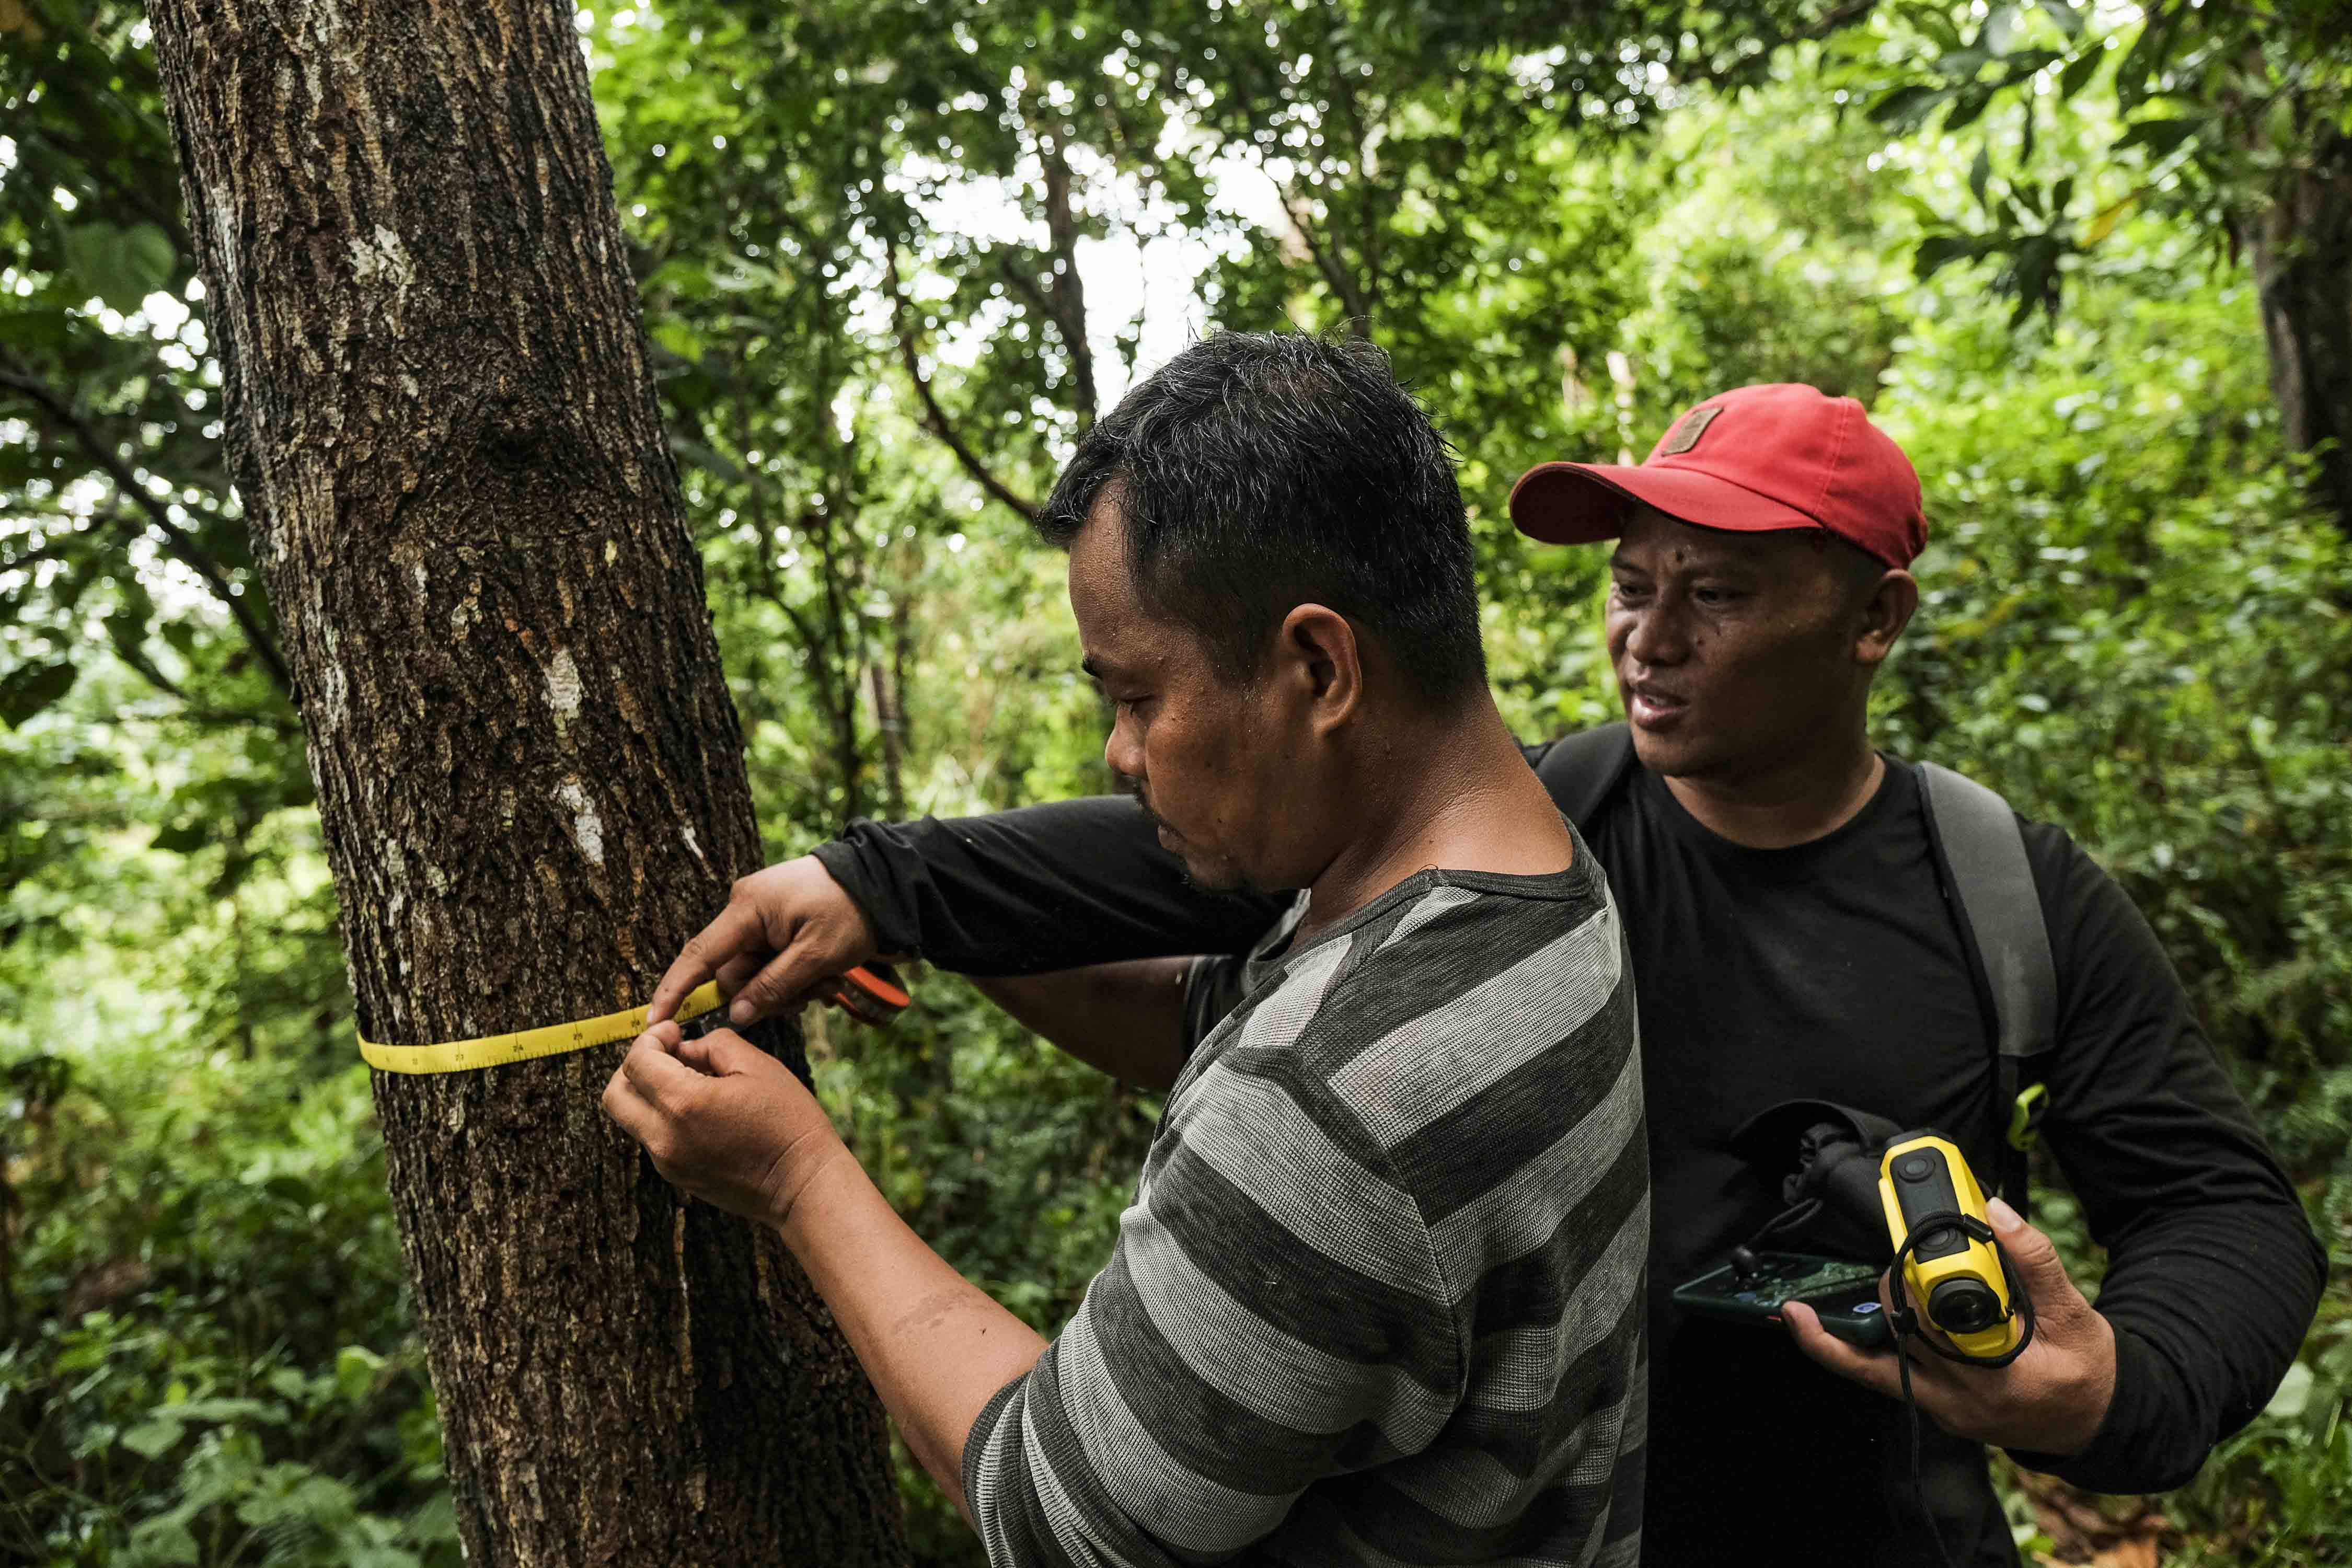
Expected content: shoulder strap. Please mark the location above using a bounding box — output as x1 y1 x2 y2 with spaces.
1533 722 1639 832
1916 762 2057 1209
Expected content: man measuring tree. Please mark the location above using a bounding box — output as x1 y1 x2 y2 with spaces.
641 381 2324 1564
610 332 1650 1565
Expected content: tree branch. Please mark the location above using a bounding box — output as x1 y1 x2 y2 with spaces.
1275 186 1374 329
1033 126 1099 423
0 352 293 697
881 250 1040 522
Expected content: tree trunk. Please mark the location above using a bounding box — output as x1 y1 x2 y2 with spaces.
2245 132 2352 536
142 4 907 1564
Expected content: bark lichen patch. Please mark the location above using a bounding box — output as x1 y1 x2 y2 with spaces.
315 656 350 733
544 648 583 735
350 222 417 328
556 778 605 867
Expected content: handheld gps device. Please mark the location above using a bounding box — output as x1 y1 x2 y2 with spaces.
1669 1252 1893 1349
1876 1132 2024 1359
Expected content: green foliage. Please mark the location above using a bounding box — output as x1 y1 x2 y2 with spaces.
0 1047 450 1565
1869 276 2352 1156
1846 0 2352 332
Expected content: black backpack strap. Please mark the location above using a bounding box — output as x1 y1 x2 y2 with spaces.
1917 763 2057 1212
1532 722 1639 833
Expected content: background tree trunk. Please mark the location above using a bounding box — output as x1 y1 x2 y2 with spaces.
142 3 907 1563
2244 133 2352 537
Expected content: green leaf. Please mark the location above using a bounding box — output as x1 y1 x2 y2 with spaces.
349 1550 424 1568
123 1513 202 1568
2084 194 2138 245
2035 0 2084 38
151 819 210 854
337 1344 386 1401
0 659 76 727
2264 1359 2314 1420
1915 234 1990 280
2115 117 2199 158
1867 85 1948 128
171 1396 283 1424
1943 87 1997 133
1968 146 1992 209
2008 235 2065 325
2113 9 2179 89
121 1417 182 1458
2057 48 2103 101
61 222 178 314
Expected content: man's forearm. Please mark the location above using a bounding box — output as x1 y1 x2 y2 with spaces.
969 958 1194 1091
812 798 1284 975
2017 1203 2326 1492
777 1154 1047 1519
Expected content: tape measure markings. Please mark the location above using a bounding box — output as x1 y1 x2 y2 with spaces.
359 981 724 1076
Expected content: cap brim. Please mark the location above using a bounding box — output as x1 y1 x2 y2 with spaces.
1509 461 1824 545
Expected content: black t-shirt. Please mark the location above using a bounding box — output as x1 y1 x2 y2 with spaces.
1586 760 2021 1564
813 753 2324 1566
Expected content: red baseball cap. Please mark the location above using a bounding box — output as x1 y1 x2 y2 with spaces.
1508 384 1927 568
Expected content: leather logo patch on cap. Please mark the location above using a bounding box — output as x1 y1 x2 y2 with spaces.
1659 405 1722 456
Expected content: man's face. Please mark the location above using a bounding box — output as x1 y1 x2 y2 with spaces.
1066 501 1296 893
1605 507 1893 782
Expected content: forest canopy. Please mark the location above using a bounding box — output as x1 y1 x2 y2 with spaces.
3 2 2348 1563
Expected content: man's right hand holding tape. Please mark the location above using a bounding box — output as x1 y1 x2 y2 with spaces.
645 857 910 1033
648 850 1209 1092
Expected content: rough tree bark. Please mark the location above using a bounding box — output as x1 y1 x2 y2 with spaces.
2243 132 2352 537
143 3 907 1563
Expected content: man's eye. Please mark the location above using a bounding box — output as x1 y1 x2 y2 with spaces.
1694 585 1742 606
1611 581 1650 602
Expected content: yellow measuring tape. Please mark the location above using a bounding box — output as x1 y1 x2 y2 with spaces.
358 982 724 1075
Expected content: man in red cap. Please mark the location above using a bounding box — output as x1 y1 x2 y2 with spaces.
636 383 2322 1565
1511 382 1928 814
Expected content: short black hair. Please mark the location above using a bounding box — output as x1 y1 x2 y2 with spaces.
1803 528 1895 611
1037 331 1485 708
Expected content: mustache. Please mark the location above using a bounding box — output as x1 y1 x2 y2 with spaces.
1114 773 1179 837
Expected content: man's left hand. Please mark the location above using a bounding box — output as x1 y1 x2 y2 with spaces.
1784 1196 2117 1457
602 1021 851 1228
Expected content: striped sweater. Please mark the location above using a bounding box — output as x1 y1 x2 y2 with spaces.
962 838 1649 1567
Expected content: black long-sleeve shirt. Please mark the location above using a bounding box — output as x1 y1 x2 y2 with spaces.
812 751 2327 1566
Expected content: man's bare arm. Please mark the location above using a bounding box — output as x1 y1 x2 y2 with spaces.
969 957 1195 1092
603 1029 1043 1519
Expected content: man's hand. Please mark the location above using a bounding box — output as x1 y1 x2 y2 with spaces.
601 1021 852 1227
648 856 882 1027
1783 1196 2117 1457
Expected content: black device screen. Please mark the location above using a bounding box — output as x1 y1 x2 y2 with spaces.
1670 1252 1894 1350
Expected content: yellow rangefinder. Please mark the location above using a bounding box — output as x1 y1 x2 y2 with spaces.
1876 1133 2023 1360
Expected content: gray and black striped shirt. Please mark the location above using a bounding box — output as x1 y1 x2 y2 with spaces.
962 838 1648 1566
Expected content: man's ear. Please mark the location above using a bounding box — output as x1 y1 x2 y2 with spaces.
1853 569 1919 668
1275 604 1363 735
